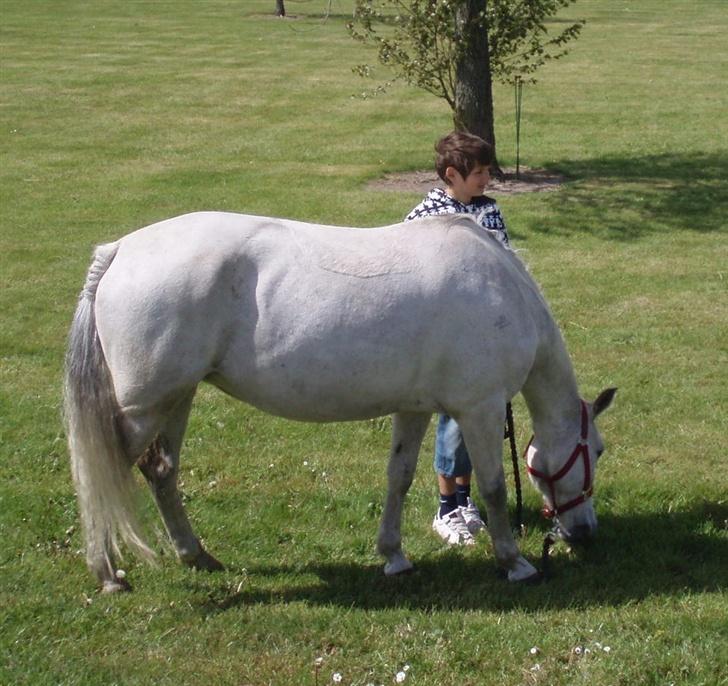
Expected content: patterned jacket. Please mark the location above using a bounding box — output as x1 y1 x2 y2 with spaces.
404 187 510 247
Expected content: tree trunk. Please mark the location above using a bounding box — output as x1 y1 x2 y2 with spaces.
275 0 286 17
453 0 502 178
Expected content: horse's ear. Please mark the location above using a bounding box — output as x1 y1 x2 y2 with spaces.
592 387 617 418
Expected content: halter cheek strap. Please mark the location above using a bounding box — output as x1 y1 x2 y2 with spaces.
525 401 593 519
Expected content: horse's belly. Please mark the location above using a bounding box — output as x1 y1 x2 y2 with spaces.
212 379 427 422
212 329 436 421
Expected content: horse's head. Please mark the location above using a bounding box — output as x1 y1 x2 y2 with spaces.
525 387 617 545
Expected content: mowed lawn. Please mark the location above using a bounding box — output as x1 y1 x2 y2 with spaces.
1 1 726 685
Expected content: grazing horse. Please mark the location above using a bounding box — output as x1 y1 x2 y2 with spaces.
64 211 616 592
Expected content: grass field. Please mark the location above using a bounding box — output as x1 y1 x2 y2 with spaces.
1 1 727 684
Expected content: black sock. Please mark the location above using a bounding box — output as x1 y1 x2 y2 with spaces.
438 492 458 517
456 483 471 508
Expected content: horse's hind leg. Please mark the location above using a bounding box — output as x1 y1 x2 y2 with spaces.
137 393 224 572
377 411 430 576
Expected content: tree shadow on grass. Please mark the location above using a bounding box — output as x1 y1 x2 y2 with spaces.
194 500 727 614
527 151 728 241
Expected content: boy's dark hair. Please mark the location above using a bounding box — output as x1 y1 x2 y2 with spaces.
435 131 493 185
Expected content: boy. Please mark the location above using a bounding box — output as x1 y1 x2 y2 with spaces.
404 131 510 546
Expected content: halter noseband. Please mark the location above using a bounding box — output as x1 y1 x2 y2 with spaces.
525 401 592 519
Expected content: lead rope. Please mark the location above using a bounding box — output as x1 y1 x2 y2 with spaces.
504 402 523 535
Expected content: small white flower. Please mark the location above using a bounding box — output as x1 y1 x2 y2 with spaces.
403 665 410 672
303 461 309 466
530 646 540 655
573 646 583 656
530 664 541 672
395 671 407 683
332 673 342 683
314 657 324 668
603 646 611 653
115 569 126 579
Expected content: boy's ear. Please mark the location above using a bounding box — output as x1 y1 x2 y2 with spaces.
444 166 460 185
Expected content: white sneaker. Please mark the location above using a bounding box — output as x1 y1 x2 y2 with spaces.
459 497 486 535
432 508 475 546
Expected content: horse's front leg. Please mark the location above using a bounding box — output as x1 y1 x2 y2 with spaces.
459 405 539 582
377 411 430 576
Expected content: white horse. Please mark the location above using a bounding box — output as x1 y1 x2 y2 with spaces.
64 211 616 592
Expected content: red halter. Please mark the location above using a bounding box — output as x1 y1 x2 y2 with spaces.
525 401 593 519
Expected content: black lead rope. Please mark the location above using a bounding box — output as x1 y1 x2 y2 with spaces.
540 531 557 581
504 401 523 535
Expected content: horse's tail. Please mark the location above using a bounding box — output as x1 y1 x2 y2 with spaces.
63 242 156 580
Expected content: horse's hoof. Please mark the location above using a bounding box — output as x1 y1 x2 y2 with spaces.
189 549 225 572
383 554 413 576
101 578 132 593
517 570 543 585
506 556 539 583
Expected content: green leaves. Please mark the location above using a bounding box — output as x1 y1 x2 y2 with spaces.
349 0 585 102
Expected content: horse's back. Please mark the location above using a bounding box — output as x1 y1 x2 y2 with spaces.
104 210 514 285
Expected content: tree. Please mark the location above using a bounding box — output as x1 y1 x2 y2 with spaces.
275 0 286 17
349 0 584 174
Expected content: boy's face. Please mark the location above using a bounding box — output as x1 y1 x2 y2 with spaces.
445 163 491 203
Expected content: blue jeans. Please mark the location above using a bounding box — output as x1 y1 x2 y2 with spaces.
434 414 472 478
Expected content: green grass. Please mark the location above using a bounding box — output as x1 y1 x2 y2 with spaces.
1 1 727 684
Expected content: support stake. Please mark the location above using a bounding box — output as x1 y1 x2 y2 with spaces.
515 77 523 179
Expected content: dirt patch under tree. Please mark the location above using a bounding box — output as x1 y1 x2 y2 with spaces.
367 167 564 196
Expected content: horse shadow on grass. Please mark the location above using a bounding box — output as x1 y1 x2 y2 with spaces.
517 150 728 242
193 500 727 615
